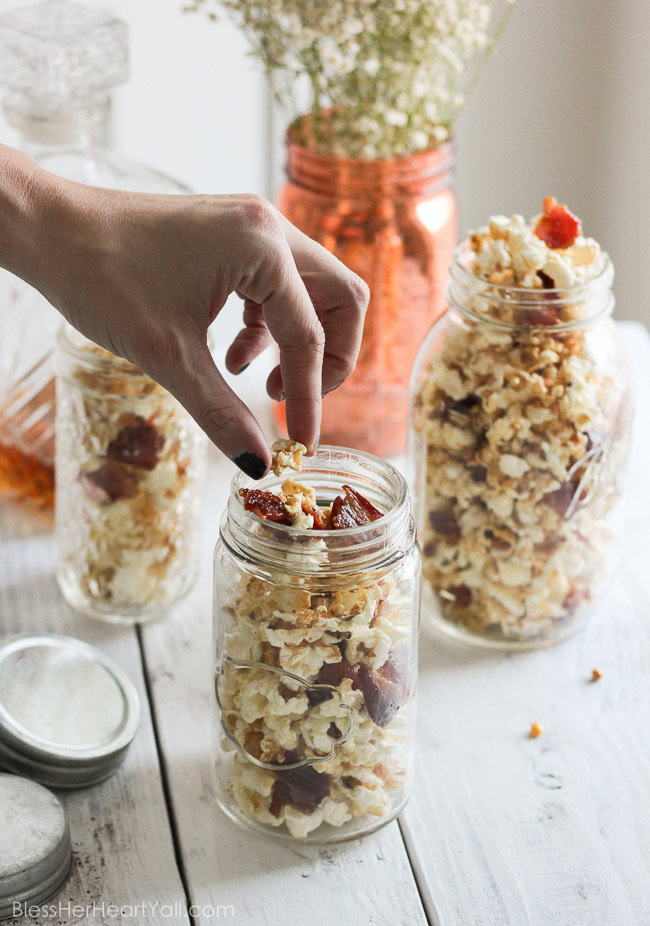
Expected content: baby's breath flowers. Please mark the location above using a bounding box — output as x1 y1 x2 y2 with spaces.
187 0 517 159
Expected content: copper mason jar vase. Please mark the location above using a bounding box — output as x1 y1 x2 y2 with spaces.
275 137 457 458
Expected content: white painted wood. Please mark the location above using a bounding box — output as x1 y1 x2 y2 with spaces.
139 395 427 926
401 322 650 926
0 516 190 925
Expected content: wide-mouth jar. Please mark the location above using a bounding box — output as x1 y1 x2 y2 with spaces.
213 446 421 842
410 242 633 648
54 325 207 623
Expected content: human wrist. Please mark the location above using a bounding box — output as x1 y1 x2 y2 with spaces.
0 145 56 282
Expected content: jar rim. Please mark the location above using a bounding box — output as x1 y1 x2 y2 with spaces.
447 241 615 330
450 240 614 301
222 446 414 574
230 445 409 537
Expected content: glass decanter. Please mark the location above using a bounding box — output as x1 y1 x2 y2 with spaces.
0 0 191 515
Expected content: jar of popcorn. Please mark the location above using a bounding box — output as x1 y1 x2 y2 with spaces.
55 326 207 623
410 199 633 648
213 444 420 842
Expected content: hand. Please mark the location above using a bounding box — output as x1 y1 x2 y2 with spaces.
1 147 369 477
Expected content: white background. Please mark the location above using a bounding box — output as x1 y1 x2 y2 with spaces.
1 0 648 326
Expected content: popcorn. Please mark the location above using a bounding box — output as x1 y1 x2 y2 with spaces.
271 438 307 477
414 203 631 643
218 475 415 837
56 343 206 612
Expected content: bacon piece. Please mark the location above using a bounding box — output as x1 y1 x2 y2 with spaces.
307 659 359 705
329 485 383 530
269 756 330 817
534 196 581 250
309 651 408 727
78 462 140 504
357 649 408 728
106 417 164 470
239 488 292 524
301 499 327 530
429 508 460 542
447 584 473 607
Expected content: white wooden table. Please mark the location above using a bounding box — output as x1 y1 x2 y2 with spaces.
1 321 649 926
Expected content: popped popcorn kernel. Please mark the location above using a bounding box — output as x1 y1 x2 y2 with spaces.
271 439 307 476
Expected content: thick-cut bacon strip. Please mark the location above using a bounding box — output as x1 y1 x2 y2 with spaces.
329 485 383 529
239 488 292 524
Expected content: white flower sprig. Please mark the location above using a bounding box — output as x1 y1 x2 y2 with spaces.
188 0 516 159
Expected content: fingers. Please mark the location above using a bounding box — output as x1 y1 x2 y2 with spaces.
146 333 271 479
235 203 325 453
281 218 369 396
262 280 324 454
225 300 274 375
299 270 368 396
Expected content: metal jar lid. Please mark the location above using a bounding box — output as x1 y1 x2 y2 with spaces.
0 773 73 920
0 634 140 788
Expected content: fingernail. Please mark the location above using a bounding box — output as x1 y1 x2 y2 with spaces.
278 392 286 402
233 452 267 480
237 363 250 375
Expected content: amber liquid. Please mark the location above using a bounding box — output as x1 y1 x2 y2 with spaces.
0 370 55 513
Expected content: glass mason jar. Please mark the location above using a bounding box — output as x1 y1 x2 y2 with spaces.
55 327 207 623
410 245 633 648
213 447 420 842
274 128 457 458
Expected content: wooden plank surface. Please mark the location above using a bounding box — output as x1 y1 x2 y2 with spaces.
400 322 650 926
0 513 190 926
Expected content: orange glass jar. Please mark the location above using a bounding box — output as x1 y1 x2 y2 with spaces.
275 137 457 458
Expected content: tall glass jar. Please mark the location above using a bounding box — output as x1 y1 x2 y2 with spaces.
55 327 207 624
213 447 420 842
275 132 457 457
410 245 633 648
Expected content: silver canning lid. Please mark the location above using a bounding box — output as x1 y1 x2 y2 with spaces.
0 773 73 920
0 634 140 788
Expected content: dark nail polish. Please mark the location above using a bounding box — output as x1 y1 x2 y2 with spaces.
237 363 250 374
233 452 267 480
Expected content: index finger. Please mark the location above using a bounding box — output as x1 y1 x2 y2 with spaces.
262 270 325 454
236 228 325 454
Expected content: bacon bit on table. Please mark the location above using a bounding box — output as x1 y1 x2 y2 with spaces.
534 196 581 250
106 417 165 470
239 488 292 524
529 722 543 739
591 668 602 682
329 485 384 529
